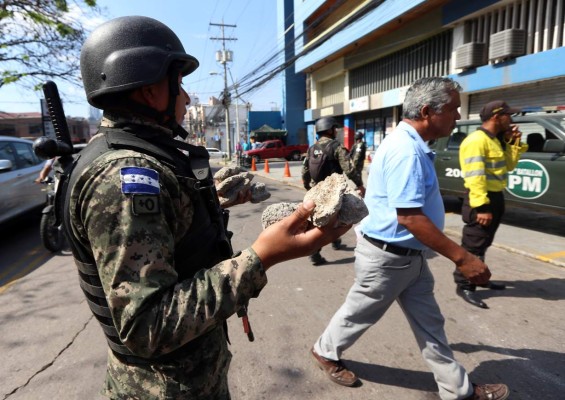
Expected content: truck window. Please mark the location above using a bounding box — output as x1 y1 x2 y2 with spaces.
447 131 467 150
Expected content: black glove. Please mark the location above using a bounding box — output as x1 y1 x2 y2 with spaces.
304 183 311 191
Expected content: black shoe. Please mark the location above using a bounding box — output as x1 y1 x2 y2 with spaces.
331 239 342 250
478 281 506 290
456 287 488 309
310 253 327 266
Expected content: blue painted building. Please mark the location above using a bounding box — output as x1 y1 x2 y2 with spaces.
279 0 565 150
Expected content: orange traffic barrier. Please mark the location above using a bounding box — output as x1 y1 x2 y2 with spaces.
251 157 257 171
264 159 270 173
283 161 291 177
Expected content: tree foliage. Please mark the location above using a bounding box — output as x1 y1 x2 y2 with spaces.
0 0 102 90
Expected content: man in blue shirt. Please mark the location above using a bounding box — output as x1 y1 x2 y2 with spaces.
310 77 509 400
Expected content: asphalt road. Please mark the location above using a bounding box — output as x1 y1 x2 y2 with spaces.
1 164 564 400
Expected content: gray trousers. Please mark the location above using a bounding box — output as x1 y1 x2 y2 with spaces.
314 235 473 400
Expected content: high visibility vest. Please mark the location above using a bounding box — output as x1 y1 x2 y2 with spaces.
459 128 527 208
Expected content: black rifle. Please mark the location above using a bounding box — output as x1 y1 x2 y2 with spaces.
32 81 74 169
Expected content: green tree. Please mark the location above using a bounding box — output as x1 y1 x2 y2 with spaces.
0 0 102 89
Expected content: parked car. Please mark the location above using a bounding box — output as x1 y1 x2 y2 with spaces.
0 136 46 224
206 147 227 159
243 139 308 162
428 113 565 215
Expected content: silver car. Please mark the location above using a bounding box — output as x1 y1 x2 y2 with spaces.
0 136 46 224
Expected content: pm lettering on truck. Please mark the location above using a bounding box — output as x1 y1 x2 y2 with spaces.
507 159 550 200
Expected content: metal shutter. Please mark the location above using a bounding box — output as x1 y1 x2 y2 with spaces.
468 78 565 118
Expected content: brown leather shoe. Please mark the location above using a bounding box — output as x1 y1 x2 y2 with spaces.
464 383 510 400
310 347 359 387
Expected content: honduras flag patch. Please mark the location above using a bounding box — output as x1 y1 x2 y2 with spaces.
120 167 160 195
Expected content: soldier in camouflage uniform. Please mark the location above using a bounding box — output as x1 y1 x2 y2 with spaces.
350 131 367 185
62 16 350 400
301 117 365 265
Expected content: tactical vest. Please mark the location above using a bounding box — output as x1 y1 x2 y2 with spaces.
57 126 233 364
307 139 341 183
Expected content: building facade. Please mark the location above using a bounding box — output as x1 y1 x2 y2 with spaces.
185 96 250 152
283 0 565 150
0 111 90 143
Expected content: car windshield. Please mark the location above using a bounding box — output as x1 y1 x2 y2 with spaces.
554 117 565 131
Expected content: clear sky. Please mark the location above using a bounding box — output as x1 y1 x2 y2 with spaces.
0 0 283 118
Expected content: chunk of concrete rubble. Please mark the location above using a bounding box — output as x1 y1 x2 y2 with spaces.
250 182 271 203
260 174 368 230
216 172 254 196
339 180 369 225
261 202 298 229
304 173 368 227
214 166 271 207
213 166 247 182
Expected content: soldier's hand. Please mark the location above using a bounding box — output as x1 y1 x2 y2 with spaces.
222 188 252 208
252 200 351 269
455 252 491 285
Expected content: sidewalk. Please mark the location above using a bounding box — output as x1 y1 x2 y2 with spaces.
213 158 565 269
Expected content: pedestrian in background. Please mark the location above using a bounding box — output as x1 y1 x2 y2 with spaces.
62 16 350 400
350 131 367 184
34 157 56 183
302 116 365 265
454 100 527 309
311 77 509 400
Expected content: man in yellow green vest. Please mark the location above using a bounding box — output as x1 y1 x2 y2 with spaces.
454 100 528 309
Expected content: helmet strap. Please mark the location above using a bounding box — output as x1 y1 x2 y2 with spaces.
163 64 184 136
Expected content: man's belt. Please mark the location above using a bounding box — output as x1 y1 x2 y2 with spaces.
362 233 422 256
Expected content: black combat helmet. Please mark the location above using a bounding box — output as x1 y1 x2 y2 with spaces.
355 131 364 140
315 117 340 133
80 16 199 109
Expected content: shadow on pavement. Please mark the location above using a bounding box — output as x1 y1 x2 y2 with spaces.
346 359 438 393
451 342 565 399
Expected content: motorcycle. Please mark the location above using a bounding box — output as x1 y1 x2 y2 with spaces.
40 177 66 252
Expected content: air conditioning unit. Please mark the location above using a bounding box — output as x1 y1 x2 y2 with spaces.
455 42 487 69
489 29 526 61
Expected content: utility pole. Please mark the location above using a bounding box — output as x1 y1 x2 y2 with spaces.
210 21 237 161
228 68 240 151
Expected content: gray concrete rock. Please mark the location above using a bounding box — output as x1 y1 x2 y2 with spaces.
250 182 271 203
214 166 247 182
216 172 255 196
339 182 369 225
305 173 368 227
214 167 271 207
304 173 347 227
261 202 298 229
260 174 367 230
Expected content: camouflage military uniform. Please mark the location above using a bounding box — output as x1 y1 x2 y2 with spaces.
68 112 267 399
301 136 362 187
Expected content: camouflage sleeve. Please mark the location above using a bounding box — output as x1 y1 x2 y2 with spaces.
301 150 311 189
335 145 363 187
72 150 267 358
